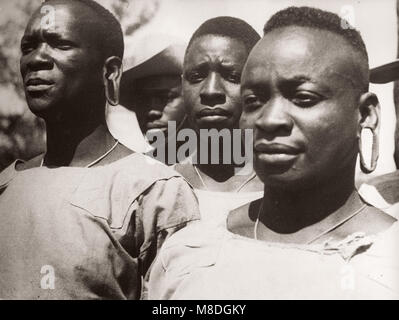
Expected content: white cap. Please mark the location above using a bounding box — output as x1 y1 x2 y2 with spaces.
122 33 186 82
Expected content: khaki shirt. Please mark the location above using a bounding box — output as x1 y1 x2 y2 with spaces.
0 153 199 299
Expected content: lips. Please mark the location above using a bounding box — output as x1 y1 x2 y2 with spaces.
198 107 231 118
254 141 302 165
25 77 54 92
146 121 168 131
254 142 301 154
196 107 232 125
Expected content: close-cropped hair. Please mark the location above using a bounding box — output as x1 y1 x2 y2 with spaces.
186 16 261 56
45 0 124 60
263 6 369 91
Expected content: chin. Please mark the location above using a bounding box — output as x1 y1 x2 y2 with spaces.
255 163 303 187
28 100 65 122
27 101 51 118
262 169 329 192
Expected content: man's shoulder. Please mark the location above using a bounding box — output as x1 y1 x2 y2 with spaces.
108 152 183 183
339 204 397 240
68 154 196 231
70 153 189 209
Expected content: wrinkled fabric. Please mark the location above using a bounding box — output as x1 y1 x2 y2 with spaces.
148 221 399 300
0 153 199 299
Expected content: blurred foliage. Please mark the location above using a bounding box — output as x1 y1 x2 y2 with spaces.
0 0 159 170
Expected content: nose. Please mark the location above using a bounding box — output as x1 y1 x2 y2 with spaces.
25 43 53 72
200 72 226 107
255 97 294 135
147 109 163 121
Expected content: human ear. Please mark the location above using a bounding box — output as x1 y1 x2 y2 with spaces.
358 92 380 173
103 56 123 106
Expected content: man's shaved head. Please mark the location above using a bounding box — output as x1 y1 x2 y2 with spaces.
262 6 369 92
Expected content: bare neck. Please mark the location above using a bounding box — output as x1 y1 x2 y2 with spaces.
260 166 357 234
195 132 247 183
44 118 114 167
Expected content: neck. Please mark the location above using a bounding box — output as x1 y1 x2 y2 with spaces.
260 166 357 233
196 162 236 182
44 115 110 167
195 132 244 182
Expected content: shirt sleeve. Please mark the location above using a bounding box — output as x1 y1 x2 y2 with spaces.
136 176 200 278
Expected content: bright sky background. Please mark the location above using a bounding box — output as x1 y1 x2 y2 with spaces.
125 0 397 175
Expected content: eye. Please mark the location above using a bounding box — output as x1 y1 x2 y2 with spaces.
225 71 241 84
185 71 205 84
45 37 75 51
243 94 262 111
58 45 72 50
291 91 323 108
21 42 36 55
55 40 74 50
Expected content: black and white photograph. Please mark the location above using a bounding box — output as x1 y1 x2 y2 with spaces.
0 0 398 302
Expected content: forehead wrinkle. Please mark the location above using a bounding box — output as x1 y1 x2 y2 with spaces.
190 46 226 63
185 35 246 67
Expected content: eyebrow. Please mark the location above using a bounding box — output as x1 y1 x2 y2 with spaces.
289 75 312 82
291 69 358 88
187 56 242 68
22 27 72 42
21 35 36 43
241 73 333 94
41 30 70 42
185 61 208 71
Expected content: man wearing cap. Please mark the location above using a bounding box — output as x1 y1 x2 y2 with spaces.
110 34 187 164
358 60 399 218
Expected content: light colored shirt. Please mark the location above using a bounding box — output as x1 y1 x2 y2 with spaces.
174 161 263 227
194 189 263 227
148 220 399 300
0 153 199 299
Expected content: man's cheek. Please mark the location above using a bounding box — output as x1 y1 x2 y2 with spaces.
246 112 261 129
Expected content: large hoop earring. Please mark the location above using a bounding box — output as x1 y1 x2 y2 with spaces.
358 126 379 173
105 77 119 106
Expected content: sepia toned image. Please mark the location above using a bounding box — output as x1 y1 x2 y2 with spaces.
0 0 398 303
